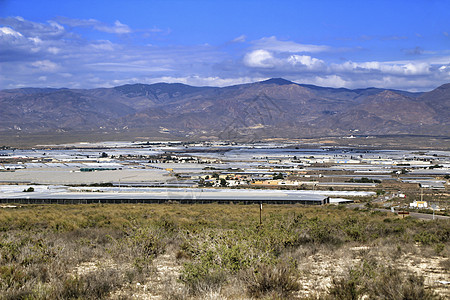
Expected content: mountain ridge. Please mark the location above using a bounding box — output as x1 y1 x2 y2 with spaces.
0 78 448 139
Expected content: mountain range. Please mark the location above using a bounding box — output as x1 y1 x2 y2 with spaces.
1 78 449 140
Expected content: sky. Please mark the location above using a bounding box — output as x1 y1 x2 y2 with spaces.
1 0 449 91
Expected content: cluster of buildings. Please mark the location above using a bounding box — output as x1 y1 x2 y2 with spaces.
0 141 449 207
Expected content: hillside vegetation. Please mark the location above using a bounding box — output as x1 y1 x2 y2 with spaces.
0 204 448 299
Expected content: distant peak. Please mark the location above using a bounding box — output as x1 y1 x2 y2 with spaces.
259 78 294 85
436 83 450 90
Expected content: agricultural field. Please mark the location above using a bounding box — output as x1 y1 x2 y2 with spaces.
0 203 448 299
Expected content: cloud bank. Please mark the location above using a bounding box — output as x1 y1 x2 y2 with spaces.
1 16 449 91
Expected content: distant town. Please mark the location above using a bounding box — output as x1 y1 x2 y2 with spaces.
1 140 448 214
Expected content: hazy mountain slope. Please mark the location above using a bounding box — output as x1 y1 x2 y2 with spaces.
0 89 135 132
0 79 448 138
417 83 450 123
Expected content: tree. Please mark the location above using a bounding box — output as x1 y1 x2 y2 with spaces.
273 172 284 180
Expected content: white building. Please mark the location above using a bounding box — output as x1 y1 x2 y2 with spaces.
409 201 428 208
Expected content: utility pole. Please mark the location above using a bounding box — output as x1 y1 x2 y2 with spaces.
431 204 437 220
259 202 262 226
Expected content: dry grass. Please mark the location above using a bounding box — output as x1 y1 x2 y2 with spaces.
0 203 448 299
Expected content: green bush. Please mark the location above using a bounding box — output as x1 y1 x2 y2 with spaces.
299 217 343 245
179 250 227 295
414 232 441 245
221 244 250 273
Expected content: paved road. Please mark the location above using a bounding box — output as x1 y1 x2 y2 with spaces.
347 203 449 220
374 208 450 220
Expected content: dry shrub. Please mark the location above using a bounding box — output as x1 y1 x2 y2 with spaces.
57 268 124 299
1 204 449 299
368 267 436 300
242 262 300 299
439 258 450 271
161 277 188 300
328 276 359 300
328 258 439 300
1 289 34 300
175 249 191 260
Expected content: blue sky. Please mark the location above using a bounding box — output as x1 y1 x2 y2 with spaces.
1 0 449 91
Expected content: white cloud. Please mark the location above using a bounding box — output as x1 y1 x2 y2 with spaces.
96 20 131 34
243 49 276 68
48 21 64 31
104 76 264 88
252 36 330 53
0 17 65 39
332 61 431 75
28 37 42 44
56 17 131 34
0 18 69 60
0 26 23 37
406 55 450 65
438 65 450 76
292 74 442 91
89 40 115 51
143 75 264 87
306 75 348 88
402 62 430 75
244 51 325 71
287 55 325 70
232 35 246 43
1 17 448 92
31 60 59 72
47 47 60 54
87 62 171 72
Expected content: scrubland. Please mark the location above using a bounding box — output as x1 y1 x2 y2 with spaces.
0 203 448 299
